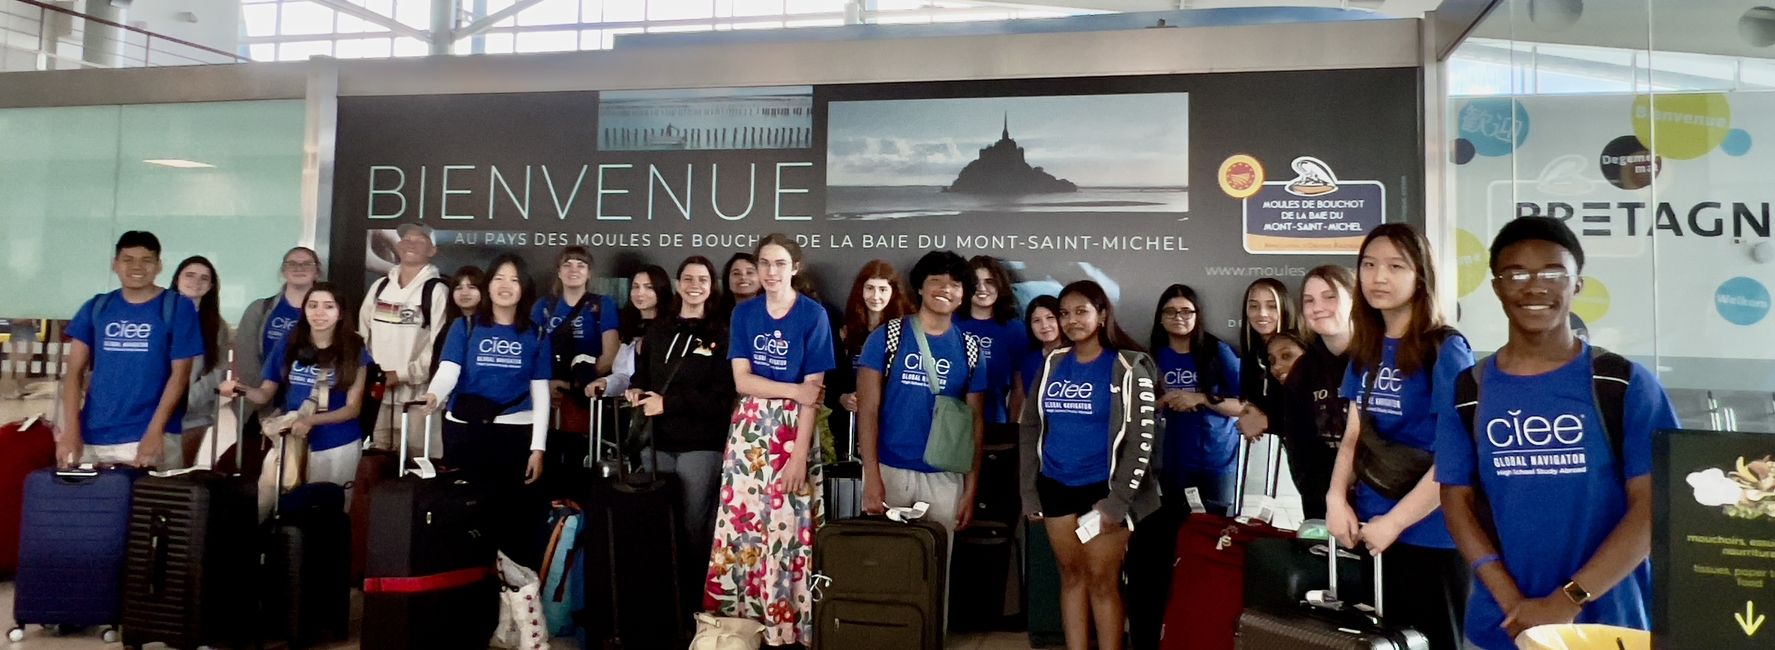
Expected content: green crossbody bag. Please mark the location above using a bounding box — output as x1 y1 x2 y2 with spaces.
911 321 977 473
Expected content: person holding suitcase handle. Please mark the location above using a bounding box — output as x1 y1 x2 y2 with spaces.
1435 218 1676 649
59 230 204 469
220 282 370 520
419 253 552 570
1326 223 1474 649
1019 280 1161 650
705 233 834 648
231 246 321 475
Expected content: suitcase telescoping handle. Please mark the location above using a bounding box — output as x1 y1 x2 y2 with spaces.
1229 432 1282 518
1324 539 1389 619
397 400 431 478
847 411 858 463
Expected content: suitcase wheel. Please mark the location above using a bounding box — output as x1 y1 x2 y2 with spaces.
7 627 22 642
101 627 119 643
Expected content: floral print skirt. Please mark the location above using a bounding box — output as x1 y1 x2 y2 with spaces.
703 396 824 646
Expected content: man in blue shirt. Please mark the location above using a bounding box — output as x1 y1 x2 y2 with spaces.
857 250 990 534
58 231 205 468
1437 217 1678 649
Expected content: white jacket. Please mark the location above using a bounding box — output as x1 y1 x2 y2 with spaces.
358 265 449 391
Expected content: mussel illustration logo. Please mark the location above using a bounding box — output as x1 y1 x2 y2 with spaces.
1284 156 1340 197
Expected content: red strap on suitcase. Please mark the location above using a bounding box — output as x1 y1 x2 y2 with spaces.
363 566 491 594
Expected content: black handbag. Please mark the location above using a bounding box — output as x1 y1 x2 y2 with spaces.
1352 374 1433 501
453 392 529 425
622 333 691 457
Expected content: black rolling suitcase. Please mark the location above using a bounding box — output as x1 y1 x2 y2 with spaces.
947 520 1016 632
259 431 352 648
120 399 259 650
822 412 862 521
582 395 686 649
972 441 1019 524
811 516 948 650
361 401 497 650
1235 546 1428 650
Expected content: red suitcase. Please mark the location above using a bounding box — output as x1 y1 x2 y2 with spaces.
1159 435 1292 650
0 413 58 576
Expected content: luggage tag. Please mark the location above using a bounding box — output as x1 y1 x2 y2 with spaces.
412 457 439 479
885 500 930 523
1184 487 1206 515
1075 510 1103 544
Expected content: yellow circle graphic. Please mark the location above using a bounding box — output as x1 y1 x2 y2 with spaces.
1632 93 1731 160
1218 154 1266 200
1573 275 1610 324
1454 228 1488 298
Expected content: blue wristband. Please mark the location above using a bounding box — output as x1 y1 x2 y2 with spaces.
1471 554 1502 572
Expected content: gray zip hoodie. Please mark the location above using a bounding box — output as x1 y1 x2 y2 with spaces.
1019 347 1163 529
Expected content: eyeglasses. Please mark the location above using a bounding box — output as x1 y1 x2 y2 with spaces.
283 261 318 270
1161 308 1197 321
1493 269 1573 287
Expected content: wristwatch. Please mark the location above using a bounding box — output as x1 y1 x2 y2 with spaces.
1560 580 1592 606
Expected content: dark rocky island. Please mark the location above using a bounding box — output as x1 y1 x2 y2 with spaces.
944 115 1078 195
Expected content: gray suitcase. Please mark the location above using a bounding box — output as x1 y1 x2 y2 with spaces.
1236 545 1428 650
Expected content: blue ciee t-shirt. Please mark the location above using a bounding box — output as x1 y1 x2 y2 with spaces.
1038 350 1116 487
727 294 836 384
441 317 553 417
954 316 1029 425
262 341 375 452
1338 334 1474 549
1153 341 1243 477
859 319 990 473
1433 344 1677 649
532 294 620 359
69 289 205 445
261 297 302 362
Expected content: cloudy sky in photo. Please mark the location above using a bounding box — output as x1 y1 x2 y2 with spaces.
826 93 1188 187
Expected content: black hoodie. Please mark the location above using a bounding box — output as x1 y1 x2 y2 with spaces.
631 316 737 453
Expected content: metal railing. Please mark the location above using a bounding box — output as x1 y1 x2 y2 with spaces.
1 0 248 71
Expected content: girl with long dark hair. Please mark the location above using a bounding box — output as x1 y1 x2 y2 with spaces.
718 252 760 314
1278 265 1356 520
429 265 485 375
594 264 675 397
706 234 834 647
1326 224 1473 649
423 253 553 568
172 256 230 469
1235 278 1301 441
1018 280 1159 650
1147 284 1246 510
220 283 369 519
957 256 1028 439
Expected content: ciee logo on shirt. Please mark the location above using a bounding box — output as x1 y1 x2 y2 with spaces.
1486 410 1585 448
1164 369 1197 389
1370 366 1405 392
479 338 525 355
752 330 791 356
289 360 326 388
104 321 154 339
269 316 300 332
900 352 952 388
1045 380 1095 400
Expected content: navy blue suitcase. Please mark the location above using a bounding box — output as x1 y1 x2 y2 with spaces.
9 467 138 643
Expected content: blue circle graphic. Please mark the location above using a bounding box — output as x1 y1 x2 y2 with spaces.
1723 128 1753 157
1457 98 1530 157
1715 276 1771 326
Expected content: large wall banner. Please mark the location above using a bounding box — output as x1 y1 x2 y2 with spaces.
330 69 1423 342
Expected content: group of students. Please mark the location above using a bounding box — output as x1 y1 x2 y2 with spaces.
50 216 1675 650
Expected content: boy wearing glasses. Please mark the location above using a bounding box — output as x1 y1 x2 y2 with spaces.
1436 217 1677 649
58 231 204 468
360 224 450 456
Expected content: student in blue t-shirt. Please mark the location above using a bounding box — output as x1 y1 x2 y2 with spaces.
232 246 321 469
1009 295 1063 425
707 234 835 647
1327 223 1474 650
1018 280 1160 650
422 253 552 569
533 246 621 400
1436 217 1676 649
1146 283 1245 511
59 231 204 469
857 251 990 534
220 283 370 520
955 256 1029 436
